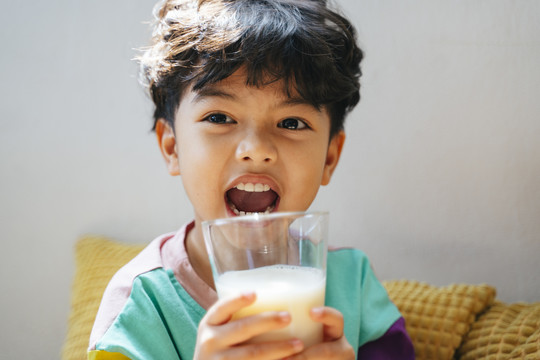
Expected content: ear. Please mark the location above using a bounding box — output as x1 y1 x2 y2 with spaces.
155 119 180 176
321 131 345 186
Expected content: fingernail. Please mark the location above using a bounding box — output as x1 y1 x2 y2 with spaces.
279 311 291 322
311 307 324 316
290 339 303 351
241 292 256 301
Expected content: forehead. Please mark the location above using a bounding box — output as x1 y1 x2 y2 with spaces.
190 68 319 109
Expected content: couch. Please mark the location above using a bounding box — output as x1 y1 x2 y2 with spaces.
62 236 540 360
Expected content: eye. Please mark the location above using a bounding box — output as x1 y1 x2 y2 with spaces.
203 113 235 124
277 118 309 130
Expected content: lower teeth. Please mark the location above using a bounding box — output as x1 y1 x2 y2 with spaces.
229 203 274 216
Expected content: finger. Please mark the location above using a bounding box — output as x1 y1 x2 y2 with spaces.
204 292 256 326
220 310 293 345
220 339 304 360
310 307 344 340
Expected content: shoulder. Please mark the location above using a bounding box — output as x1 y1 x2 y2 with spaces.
328 246 369 262
325 247 404 349
88 230 178 350
99 231 175 301
92 267 204 359
327 247 372 281
326 247 373 294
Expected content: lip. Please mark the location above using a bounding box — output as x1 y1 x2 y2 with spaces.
224 174 281 216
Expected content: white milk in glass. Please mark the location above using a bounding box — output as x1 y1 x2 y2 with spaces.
215 264 326 347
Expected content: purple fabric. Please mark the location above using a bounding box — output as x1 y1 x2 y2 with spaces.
357 317 415 359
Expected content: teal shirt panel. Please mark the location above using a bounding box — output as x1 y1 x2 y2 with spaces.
96 249 401 359
96 269 204 360
325 249 402 349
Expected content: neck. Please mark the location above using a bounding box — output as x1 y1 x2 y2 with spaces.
186 222 215 290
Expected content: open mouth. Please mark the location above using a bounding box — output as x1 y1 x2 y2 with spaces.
226 182 279 216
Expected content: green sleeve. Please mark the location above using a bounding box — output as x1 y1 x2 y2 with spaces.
95 269 205 360
325 249 402 349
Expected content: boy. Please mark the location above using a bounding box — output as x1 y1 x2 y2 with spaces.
89 0 415 359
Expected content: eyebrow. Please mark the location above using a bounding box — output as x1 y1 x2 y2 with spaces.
192 85 320 111
191 87 236 103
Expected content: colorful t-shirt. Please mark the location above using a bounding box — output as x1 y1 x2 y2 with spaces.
88 222 414 359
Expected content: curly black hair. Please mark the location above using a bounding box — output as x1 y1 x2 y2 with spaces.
140 0 363 138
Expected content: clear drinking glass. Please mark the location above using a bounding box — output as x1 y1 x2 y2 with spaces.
202 211 329 347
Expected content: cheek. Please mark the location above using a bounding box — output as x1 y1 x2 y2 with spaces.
176 133 215 168
175 138 209 192
293 145 328 177
176 135 230 194
285 148 328 201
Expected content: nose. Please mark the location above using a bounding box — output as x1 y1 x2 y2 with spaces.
235 129 277 163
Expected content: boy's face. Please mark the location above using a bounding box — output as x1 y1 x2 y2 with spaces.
157 68 344 225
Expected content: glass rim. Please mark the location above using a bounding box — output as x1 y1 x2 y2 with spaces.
201 210 329 228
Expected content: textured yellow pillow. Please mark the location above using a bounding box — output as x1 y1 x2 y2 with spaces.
62 236 146 360
456 300 540 360
383 280 496 360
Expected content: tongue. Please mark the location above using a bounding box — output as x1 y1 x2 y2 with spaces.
227 188 278 213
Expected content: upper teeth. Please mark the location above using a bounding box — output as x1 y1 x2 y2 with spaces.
236 183 271 192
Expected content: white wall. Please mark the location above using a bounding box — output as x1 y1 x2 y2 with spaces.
1 0 538 358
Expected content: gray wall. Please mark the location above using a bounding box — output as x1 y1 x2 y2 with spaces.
1 0 539 358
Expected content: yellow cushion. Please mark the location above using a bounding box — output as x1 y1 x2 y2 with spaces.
62 236 145 360
456 300 540 359
383 280 496 360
